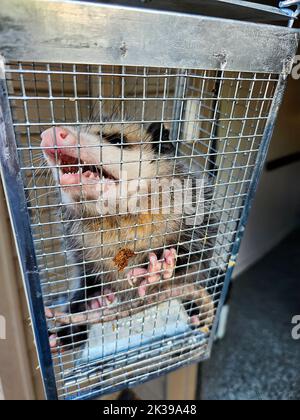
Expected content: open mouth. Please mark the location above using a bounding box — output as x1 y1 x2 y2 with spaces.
47 150 117 183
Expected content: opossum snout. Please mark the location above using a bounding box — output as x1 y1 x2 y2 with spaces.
40 126 121 205
41 127 72 151
41 127 78 157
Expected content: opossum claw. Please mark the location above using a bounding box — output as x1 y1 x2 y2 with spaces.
188 296 215 329
162 248 177 280
138 280 148 298
147 252 162 284
90 288 116 309
49 334 59 351
127 249 177 298
127 268 148 287
45 307 54 319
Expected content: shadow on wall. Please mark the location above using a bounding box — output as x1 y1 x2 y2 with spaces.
234 68 300 277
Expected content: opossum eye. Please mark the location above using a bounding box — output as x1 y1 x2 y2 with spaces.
103 133 129 147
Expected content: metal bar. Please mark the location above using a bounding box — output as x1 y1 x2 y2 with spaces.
0 0 299 73
208 71 223 176
171 70 187 143
73 0 294 22
279 0 300 7
0 58 58 400
279 0 300 27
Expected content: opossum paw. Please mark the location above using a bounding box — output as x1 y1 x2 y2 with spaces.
188 310 215 331
45 308 62 353
49 333 59 352
162 248 177 280
127 249 177 298
148 248 177 283
45 307 54 319
45 307 89 352
184 300 215 331
127 268 149 288
89 288 115 310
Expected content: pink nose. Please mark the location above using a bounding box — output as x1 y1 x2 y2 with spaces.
57 128 68 140
41 127 70 148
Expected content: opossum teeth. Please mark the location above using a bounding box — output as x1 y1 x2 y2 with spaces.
58 151 116 181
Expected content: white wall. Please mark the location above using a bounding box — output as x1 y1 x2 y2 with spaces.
234 75 300 276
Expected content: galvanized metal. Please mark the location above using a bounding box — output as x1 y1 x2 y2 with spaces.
0 0 299 402
0 0 299 73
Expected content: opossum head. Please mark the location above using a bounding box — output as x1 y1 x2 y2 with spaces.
41 122 175 216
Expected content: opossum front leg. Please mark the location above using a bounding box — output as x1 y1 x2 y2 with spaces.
89 289 116 310
47 280 215 330
184 285 215 330
127 248 177 298
45 288 116 352
44 250 177 335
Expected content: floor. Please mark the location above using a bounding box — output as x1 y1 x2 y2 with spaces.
200 228 300 400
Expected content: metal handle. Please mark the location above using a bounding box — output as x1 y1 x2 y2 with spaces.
279 0 300 27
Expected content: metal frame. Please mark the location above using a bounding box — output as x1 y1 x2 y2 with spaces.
0 0 299 401
279 0 300 27
0 59 58 400
84 0 294 23
0 0 299 73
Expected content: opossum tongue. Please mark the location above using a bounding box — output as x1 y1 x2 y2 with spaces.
60 155 80 174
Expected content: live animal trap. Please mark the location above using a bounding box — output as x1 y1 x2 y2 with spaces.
0 0 299 400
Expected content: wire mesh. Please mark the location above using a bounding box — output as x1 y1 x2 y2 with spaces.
4 62 278 400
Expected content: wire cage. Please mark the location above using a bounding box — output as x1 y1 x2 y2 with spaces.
0 0 299 401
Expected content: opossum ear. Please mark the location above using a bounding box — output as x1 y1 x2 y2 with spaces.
147 123 173 154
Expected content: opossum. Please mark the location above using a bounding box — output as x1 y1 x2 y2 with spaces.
41 120 217 351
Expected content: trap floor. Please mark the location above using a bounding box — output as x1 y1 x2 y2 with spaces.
200 227 300 401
